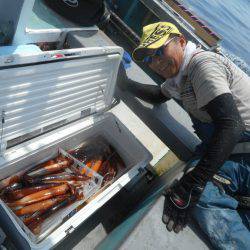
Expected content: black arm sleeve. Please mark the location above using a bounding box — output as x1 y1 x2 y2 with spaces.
182 93 245 188
117 63 169 104
126 79 169 104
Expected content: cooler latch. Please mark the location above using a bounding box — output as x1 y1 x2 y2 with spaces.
65 225 75 236
138 166 156 183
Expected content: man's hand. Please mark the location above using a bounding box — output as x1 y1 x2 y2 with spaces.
162 186 189 233
162 176 204 233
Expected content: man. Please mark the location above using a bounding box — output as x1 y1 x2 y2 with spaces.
118 22 250 249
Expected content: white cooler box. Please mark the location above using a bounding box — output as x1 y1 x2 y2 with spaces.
0 46 152 249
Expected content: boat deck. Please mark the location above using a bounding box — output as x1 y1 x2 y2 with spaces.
0 1 212 248
1 55 210 250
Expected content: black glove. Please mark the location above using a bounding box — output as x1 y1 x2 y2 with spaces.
162 172 204 233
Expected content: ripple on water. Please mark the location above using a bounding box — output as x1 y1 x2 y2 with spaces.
181 0 250 72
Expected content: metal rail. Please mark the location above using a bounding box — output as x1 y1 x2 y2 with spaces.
109 10 141 47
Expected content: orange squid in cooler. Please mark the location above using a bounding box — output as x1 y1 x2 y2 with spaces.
7 184 70 207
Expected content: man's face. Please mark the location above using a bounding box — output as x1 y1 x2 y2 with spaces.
148 36 186 79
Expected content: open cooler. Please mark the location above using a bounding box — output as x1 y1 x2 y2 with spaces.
0 46 152 249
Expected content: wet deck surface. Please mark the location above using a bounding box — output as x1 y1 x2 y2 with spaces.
118 196 210 250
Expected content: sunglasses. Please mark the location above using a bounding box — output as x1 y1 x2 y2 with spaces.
142 36 177 64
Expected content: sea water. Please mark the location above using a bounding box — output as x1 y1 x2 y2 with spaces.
182 0 250 75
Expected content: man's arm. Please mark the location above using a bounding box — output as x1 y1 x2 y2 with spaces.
126 78 170 104
117 63 170 104
181 93 245 189
162 93 245 233
184 53 246 187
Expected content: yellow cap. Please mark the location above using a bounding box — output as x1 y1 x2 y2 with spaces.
132 22 181 62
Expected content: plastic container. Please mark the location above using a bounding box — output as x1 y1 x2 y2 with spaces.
59 147 103 199
1 146 103 243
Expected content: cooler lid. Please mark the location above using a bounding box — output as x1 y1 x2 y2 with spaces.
0 46 123 150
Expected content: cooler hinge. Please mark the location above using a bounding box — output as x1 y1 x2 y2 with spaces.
138 166 156 183
0 110 6 157
95 97 120 116
80 108 92 118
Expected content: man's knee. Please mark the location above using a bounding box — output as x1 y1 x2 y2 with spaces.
192 181 250 250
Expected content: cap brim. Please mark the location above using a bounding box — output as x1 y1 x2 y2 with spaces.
132 47 156 62
132 33 171 62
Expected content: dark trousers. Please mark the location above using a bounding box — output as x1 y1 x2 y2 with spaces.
190 116 250 250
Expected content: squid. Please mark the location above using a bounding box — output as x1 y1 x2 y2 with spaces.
41 180 87 188
0 182 22 197
98 160 117 185
8 184 69 207
23 210 46 226
0 171 25 191
15 194 70 216
25 159 72 178
23 188 84 226
69 139 112 163
110 153 126 169
25 172 90 185
27 194 77 234
41 172 89 181
81 159 103 177
4 183 59 201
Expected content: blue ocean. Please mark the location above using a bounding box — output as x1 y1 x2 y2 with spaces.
182 0 250 75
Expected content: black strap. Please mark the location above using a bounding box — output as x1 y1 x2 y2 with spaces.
212 175 250 209
234 195 250 209
232 141 250 154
